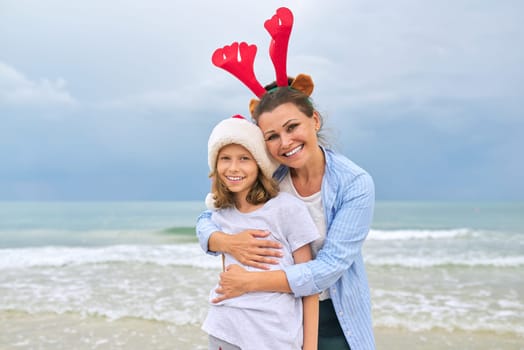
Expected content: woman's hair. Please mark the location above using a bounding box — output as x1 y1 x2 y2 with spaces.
252 80 314 121
210 151 279 209
252 79 327 146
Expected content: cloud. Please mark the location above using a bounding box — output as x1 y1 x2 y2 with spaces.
97 75 258 120
0 61 78 107
300 0 524 130
1 1 522 200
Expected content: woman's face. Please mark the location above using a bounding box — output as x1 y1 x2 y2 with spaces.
257 102 320 169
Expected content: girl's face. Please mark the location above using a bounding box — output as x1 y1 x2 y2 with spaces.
216 144 259 200
257 102 320 169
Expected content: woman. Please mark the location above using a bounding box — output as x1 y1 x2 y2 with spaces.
197 83 376 350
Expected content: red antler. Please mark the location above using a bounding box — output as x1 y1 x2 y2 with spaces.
264 7 294 87
211 42 266 98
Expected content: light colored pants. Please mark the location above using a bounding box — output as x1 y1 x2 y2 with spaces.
208 335 241 350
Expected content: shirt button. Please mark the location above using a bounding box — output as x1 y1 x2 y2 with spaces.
339 311 344 316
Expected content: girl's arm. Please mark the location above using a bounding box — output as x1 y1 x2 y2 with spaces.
293 244 318 350
196 210 283 269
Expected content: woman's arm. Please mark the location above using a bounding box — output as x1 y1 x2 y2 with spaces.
210 230 283 269
213 172 375 299
196 210 283 269
212 266 290 303
285 172 375 297
293 244 318 350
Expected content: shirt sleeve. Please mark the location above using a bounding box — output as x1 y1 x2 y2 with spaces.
196 210 222 256
284 172 375 297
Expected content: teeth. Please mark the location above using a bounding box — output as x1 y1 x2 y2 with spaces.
285 145 303 157
226 176 243 181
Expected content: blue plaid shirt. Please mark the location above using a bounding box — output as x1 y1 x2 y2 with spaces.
197 147 376 350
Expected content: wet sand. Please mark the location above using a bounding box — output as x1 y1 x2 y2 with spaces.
1 311 522 350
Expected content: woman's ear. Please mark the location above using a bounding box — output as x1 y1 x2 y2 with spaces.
313 111 321 131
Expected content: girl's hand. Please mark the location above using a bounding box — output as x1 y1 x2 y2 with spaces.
212 264 250 303
227 229 283 269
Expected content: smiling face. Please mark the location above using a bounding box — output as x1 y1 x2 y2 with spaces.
216 143 259 202
257 102 321 169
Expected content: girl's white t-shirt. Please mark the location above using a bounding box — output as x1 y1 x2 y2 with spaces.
202 192 319 350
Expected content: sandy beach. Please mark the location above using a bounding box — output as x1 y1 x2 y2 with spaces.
2 311 522 350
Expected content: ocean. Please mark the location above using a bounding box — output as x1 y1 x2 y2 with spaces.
0 201 522 349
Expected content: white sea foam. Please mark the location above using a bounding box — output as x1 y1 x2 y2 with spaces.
367 228 472 241
373 313 524 336
372 288 524 336
364 255 524 268
2 239 522 270
0 246 217 326
0 302 208 326
1 245 522 336
0 244 222 270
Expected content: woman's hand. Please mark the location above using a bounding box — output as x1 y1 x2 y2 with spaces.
212 264 250 303
212 229 283 270
212 264 291 303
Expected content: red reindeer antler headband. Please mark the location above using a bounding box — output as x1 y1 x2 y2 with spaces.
211 7 314 117
265 7 293 87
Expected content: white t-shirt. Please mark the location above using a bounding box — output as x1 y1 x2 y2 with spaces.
202 192 319 350
279 172 330 300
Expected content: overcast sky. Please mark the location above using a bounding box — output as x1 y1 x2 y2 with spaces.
1 0 523 201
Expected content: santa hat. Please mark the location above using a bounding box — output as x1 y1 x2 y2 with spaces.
208 115 279 179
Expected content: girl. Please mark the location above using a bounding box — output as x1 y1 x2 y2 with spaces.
202 115 319 350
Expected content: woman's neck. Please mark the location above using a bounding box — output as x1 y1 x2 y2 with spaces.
289 146 325 196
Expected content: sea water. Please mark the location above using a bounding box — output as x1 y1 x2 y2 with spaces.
0 201 522 349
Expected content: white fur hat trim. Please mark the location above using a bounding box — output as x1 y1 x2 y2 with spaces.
208 116 279 180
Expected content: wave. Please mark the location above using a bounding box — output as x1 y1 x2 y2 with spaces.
0 244 222 270
367 228 472 240
373 314 524 336
2 242 523 270
0 227 193 248
372 289 524 336
365 255 524 268
2 297 522 337
0 303 206 327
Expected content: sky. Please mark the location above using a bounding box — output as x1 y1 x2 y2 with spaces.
1 0 523 201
